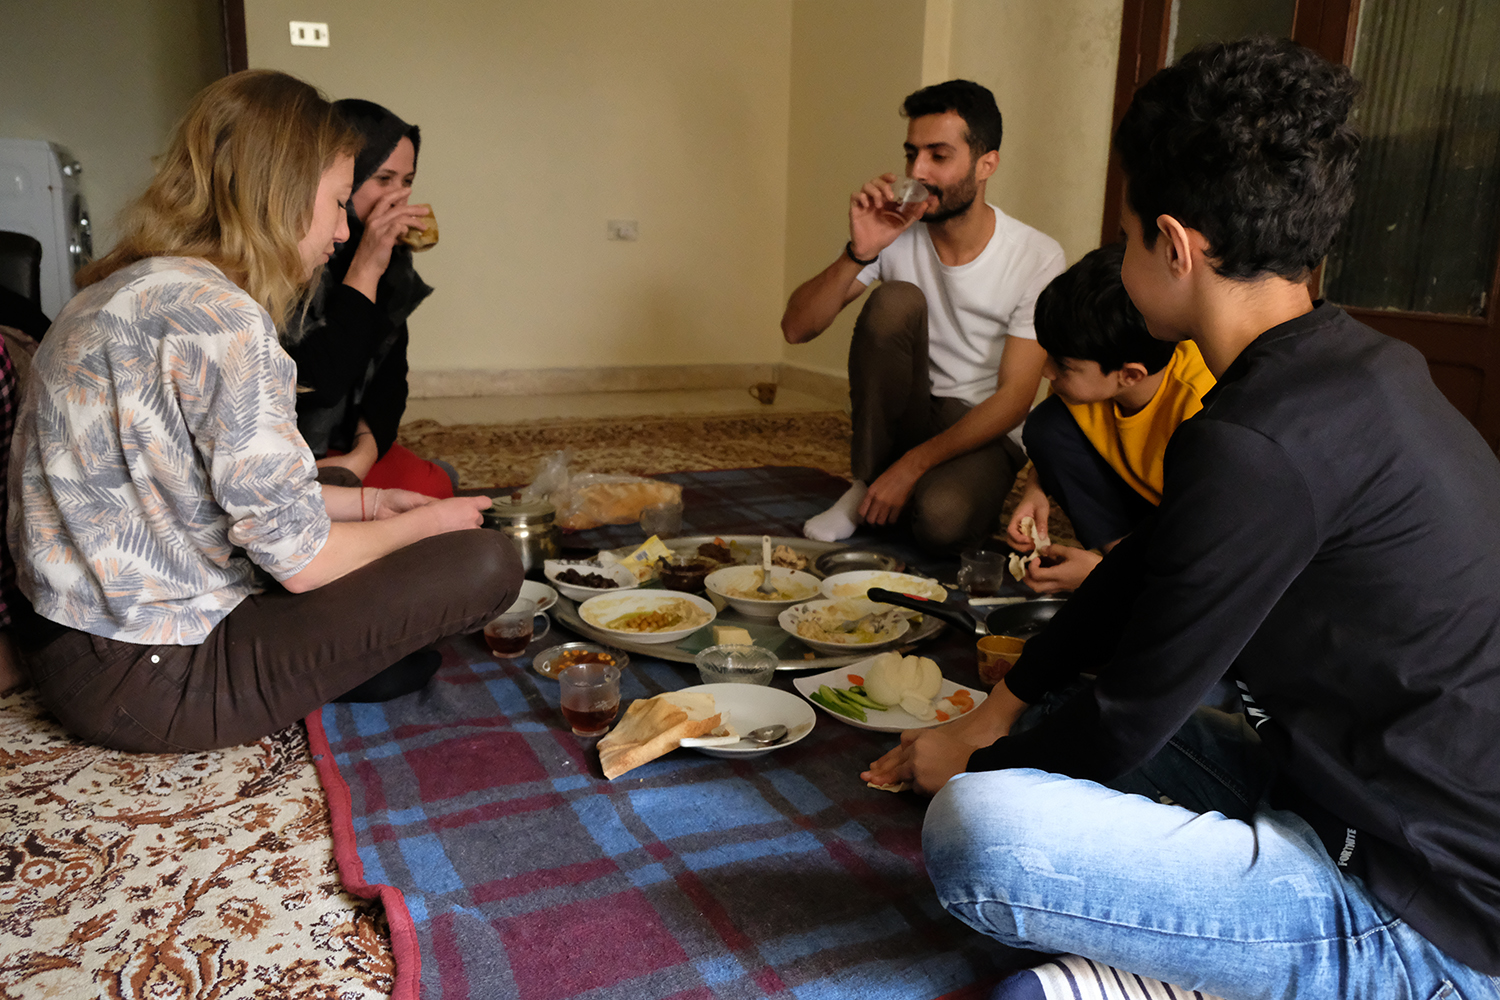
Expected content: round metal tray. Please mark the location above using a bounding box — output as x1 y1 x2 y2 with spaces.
554 534 946 671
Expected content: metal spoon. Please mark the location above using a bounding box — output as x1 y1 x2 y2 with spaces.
757 534 777 595
680 724 789 749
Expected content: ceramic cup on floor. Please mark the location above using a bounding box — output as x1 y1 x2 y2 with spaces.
483 598 550 658
748 381 778 404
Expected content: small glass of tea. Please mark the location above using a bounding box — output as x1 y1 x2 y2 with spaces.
483 598 550 658
558 661 621 736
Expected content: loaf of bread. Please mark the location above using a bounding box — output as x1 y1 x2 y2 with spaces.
558 479 683 531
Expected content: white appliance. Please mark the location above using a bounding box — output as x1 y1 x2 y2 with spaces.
0 139 93 318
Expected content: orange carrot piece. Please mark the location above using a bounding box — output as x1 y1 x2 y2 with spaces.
934 710 950 722
847 674 864 686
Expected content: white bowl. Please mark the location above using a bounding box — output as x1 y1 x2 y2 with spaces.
778 599 911 655
544 560 640 602
819 570 948 606
578 591 717 645
664 684 816 759
506 580 558 613
704 565 822 619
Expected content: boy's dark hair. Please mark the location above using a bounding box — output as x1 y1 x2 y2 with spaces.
1035 244 1176 375
1112 36 1360 281
902 80 1002 157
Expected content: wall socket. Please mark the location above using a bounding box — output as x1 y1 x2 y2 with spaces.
290 21 330 47
606 219 639 242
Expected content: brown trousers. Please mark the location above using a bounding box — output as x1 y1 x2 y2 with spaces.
21 529 522 752
849 281 1026 551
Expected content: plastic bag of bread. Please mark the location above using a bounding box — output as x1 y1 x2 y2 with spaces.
556 474 683 531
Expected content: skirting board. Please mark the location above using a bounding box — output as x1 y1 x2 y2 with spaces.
409 363 849 407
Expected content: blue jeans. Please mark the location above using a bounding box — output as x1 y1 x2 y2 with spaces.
923 708 1500 999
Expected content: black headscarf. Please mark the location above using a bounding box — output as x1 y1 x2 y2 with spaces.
291 100 434 455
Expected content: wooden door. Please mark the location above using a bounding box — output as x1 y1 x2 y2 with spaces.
1101 0 1500 453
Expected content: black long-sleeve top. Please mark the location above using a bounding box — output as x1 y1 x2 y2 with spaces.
972 303 1500 973
285 282 408 458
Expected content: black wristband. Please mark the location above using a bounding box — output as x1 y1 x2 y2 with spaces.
845 241 879 267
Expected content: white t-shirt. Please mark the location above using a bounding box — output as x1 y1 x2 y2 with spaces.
857 204 1066 408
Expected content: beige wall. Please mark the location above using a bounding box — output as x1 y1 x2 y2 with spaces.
779 0 927 378
949 0 1122 263
0 0 224 249
246 0 794 375
778 0 1121 379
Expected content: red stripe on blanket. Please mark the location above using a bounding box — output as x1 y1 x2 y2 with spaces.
306 709 422 1000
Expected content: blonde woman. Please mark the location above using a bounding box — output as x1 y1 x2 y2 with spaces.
7 70 520 751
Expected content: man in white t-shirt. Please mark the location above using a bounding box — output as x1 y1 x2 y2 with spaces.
783 80 1065 551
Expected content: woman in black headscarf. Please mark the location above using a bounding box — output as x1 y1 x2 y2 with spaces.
287 99 455 498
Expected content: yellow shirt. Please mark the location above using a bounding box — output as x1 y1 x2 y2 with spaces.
1063 341 1215 505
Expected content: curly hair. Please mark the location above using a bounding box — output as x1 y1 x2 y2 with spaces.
1113 36 1360 281
902 79 1002 157
1036 243 1175 374
78 70 360 329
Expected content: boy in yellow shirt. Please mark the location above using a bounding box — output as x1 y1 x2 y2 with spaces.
1006 243 1214 591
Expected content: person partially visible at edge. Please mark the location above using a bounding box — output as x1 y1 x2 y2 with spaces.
1005 243 1214 593
6 70 521 751
0 333 22 696
286 98 457 499
781 80 1065 552
865 37 1500 999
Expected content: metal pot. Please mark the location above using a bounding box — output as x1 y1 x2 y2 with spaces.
484 496 561 575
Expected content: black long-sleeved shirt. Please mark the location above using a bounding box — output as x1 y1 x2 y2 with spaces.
286 283 407 457
972 303 1500 973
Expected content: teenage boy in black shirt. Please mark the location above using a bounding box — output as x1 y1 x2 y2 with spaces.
864 37 1500 998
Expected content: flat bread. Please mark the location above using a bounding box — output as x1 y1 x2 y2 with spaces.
1009 516 1053 581
867 780 912 793
597 694 721 780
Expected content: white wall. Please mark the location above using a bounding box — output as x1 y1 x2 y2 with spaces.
245 0 794 375
949 0 1123 264
0 0 224 251
779 0 928 378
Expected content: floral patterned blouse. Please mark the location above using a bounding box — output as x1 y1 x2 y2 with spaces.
9 257 331 645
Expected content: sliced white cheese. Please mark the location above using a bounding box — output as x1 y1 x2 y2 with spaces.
712 625 753 646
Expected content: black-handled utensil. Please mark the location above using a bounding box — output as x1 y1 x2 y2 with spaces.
867 588 1066 638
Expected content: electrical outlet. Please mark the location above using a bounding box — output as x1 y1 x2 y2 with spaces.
606 219 639 242
289 21 330 47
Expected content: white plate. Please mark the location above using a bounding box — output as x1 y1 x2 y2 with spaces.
819 570 947 605
544 560 640 602
578 591 717 644
792 660 986 733
507 580 558 614
664 683 816 758
704 565 822 618
778 599 911 655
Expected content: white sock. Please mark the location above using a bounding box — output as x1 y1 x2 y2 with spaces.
804 481 867 542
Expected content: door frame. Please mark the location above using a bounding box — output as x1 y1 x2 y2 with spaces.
1100 0 1500 451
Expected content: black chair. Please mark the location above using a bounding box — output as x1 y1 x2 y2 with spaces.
0 231 42 306
0 231 51 339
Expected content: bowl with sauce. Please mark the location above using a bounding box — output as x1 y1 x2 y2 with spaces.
532 642 630 681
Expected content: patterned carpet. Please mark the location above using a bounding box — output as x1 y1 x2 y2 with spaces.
397 411 853 489
0 688 393 1000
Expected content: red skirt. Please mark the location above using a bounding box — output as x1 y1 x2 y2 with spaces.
363 443 455 498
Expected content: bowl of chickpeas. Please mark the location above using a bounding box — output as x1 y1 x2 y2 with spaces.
531 642 629 681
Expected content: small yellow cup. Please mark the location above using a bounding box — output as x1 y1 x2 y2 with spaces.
977 634 1028 686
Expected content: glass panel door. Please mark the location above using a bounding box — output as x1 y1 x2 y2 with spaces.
1166 0 1297 64
1323 0 1500 317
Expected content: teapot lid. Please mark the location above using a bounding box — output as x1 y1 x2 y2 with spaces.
487 495 557 525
